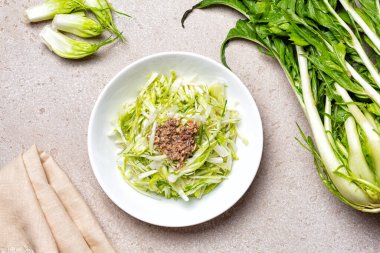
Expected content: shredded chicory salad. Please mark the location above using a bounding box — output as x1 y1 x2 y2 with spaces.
113 72 239 201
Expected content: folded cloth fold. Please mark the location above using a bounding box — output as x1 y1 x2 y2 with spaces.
0 145 116 253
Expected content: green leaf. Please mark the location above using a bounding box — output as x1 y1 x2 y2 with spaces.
181 0 249 27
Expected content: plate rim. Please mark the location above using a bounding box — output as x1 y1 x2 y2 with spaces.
87 51 264 227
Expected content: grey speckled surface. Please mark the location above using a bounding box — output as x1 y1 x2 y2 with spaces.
1 1 380 252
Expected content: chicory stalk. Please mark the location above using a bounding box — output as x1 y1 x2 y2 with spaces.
334 84 380 182
182 0 380 212
25 0 83 22
296 46 370 206
26 0 127 40
344 116 374 184
52 12 104 38
40 26 116 59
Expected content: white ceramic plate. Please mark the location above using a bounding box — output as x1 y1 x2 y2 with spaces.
88 52 263 227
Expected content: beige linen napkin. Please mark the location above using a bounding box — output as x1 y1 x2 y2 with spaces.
0 145 116 253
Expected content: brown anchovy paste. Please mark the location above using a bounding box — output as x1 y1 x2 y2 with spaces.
154 118 198 164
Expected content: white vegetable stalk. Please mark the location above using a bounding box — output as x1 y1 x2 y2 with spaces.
324 97 345 157
344 117 374 183
214 145 229 157
334 84 380 182
345 63 380 106
323 0 380 89
338 0 380 53
40 26 115 59
84 0 108 9
138 170 158 180
324 97 334 147
176 189 189 202
140 155 166 161
25 0 82 22
364 111 379 131
296 46 370 205
206 157 224 164
52 12 104 38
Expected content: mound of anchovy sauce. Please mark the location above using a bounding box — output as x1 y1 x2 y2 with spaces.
154 118 199 167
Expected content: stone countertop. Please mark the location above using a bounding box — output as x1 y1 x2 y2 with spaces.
1 1 379 252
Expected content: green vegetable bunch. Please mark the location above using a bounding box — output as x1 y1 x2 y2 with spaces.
182 0 380 212
113 72 239 201
25 0 128 59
